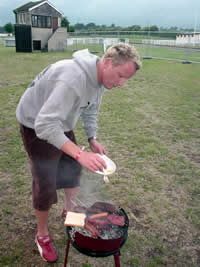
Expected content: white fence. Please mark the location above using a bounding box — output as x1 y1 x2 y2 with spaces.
142 39 176 46
176 34 200 46
66 35 200 63
0 33 13 38
67 37 105 46
4 39 15 47
142 34 200 47
67 37 129 52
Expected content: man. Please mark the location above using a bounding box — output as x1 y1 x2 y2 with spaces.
16 43 141 263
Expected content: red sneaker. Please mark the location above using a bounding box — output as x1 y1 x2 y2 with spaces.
35 235 58 263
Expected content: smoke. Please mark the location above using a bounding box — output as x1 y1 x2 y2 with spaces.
76 169 113 208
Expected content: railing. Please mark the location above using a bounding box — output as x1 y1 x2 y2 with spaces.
67 31 200 64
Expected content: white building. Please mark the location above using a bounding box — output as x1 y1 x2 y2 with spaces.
176 33 200 46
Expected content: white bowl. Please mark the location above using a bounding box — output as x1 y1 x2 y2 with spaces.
95 154 116 175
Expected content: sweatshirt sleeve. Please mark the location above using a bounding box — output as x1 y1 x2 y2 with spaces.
81 102 98 139
34 80 80 149
81 86 105 139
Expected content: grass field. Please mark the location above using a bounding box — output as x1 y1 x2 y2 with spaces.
0 45 200 267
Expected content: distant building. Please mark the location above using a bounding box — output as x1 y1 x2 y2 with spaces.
176 33 200 46
13 0 67 52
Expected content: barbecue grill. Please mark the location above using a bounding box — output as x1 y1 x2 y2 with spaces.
63 202 129 267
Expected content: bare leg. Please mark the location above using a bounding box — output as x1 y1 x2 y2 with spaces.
35 209 58 262
35 209 49 236
63 187 79 212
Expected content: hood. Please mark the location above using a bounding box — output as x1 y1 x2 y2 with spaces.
72 49 100 88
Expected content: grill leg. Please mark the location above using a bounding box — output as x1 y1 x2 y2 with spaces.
64 239 70 267
114 252 120 267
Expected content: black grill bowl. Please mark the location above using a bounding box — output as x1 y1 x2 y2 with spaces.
66 207 129 257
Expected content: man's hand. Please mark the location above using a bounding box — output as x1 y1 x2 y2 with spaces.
88 138 107 155
78 151 106 172
60 139 107 173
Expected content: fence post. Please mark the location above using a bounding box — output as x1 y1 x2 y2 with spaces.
143 30 152 59
182 37 192 64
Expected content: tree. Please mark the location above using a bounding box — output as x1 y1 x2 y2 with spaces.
74 23 85 30
142 25 159 31
61 16 70 31
142 26 150 31
85 22 96 30
169 26 178 32
127 25 141 31
0 26 6 33
134 25 141 31
69 25 75 32
4 22 14 35
149 25 159 31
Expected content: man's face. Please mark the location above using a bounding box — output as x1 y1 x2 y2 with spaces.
102 58 137 89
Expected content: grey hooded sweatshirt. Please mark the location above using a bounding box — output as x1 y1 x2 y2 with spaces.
16 49 105 149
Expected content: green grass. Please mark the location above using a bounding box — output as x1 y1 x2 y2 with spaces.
0 45 200 266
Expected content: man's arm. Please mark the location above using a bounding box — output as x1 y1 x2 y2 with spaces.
81 87 105 141
88 138 107 155
61 140 106 172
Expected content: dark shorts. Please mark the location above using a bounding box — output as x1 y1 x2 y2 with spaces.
19 124 82 211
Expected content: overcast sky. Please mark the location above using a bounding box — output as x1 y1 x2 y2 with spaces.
0 0 200 29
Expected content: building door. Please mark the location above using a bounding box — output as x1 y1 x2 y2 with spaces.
33 40 41 51
52 17 58 32
15 24 32 52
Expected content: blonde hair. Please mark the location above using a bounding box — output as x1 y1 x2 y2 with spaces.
103 43 142 70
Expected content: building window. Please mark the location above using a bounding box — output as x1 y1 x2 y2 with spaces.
19 13 26 24
31 15 52 28
47 17 51 28
32 15 37 27
23 13 26 24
